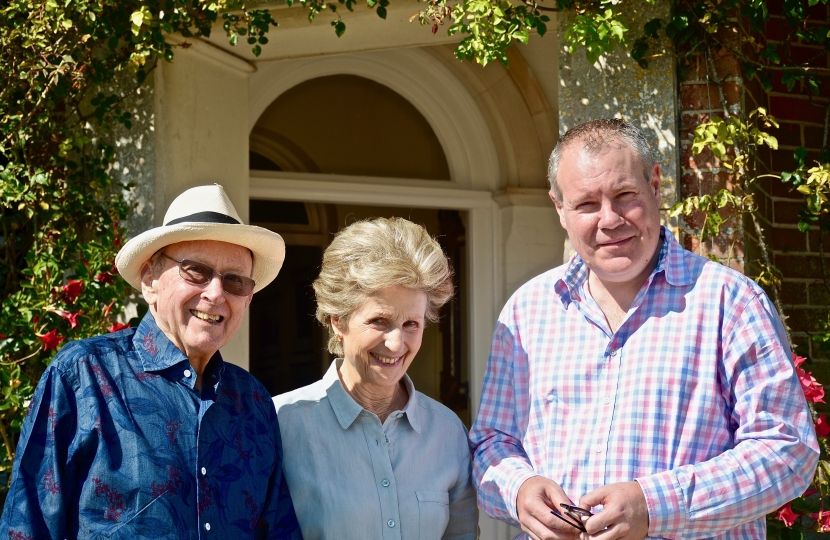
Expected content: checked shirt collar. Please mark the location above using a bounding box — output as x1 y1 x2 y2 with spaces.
554 226 693 310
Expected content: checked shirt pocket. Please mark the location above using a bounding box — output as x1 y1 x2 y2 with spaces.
416 490 450 539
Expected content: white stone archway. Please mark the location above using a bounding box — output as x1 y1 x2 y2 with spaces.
249 48 501 190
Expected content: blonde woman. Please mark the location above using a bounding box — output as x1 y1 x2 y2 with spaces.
272 217 477 540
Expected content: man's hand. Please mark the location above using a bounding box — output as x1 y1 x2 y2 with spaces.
579 481 649 540
516 476 582 540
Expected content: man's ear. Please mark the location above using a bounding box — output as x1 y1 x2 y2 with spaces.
139 260 159 306
649 163 662 206
550 191 567 230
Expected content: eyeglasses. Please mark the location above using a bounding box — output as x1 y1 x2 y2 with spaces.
161 253 256 296
551 503 592 533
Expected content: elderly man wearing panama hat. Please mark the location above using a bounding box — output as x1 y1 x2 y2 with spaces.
0 185 302 539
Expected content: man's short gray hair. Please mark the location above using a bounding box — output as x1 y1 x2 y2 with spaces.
313 217 454 356
547 119 655 203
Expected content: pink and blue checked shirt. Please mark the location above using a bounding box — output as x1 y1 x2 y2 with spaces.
470 227 819 539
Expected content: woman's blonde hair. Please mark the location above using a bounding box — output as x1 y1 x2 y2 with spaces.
313 217 454 356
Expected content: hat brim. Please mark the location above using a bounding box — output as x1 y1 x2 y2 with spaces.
115 223 285 294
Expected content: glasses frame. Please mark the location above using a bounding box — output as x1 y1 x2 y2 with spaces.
160 253 256 297
550 503 592 533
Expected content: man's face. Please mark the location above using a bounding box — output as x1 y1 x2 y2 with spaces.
552 140 662 286
140 240 253 363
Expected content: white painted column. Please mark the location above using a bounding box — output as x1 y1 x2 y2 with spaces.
153 36 255 370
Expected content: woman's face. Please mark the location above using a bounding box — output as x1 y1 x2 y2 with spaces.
333 285 428 393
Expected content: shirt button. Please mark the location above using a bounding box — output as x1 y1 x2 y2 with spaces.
382 479 390 487
205 523 211 531
609 349 617 357
594 444 602 453
603 396 611 405
387 519 396 528
201 467 207 475
184 369 192 378
385 436 390 444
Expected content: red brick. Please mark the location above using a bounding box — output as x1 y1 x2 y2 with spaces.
805 126 826 149
772 226 810 252
764 17 792 42
680 84 722 111
681 172 704 197
714 54 742 80
766 0 786 14
753 189 773 219
781 280 808 304
770 176 802 198
786 306 830 332
722 82 742 106
774 254 825 278
809 229 830 254
770 122 803 147
771 95 829 124
805 2 829 20
684 234 699 253
681 144 721 171
772 148 799 171
809 282 830 306
775 200 806 224
680 112 717 131
684 209 707 229
786 44 829 68
682 54 708 82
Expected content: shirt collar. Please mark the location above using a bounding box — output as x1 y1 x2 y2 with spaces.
555 227 690 307
132 312 226 375
323 359 421 433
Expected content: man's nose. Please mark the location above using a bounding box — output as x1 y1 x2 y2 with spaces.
201 274 226 302
597 201 624 228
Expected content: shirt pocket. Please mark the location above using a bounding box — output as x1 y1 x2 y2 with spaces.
416 490 450 540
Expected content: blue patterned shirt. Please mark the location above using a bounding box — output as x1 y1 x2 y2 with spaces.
0 313 302 540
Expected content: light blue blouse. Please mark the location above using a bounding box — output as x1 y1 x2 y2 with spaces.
272 359 478 540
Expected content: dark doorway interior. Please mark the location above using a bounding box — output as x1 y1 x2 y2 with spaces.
249 245 324 396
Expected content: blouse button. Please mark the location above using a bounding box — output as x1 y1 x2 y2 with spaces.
204 523 211 531
387 519 396 528
184 369 192 378
201 467 207 476
609 349 617 357
382 479 390 487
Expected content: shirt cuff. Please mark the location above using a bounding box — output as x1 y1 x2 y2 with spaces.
507 471 541 523
636 470 687 537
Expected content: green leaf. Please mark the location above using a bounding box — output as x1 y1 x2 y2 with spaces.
377 5 387 19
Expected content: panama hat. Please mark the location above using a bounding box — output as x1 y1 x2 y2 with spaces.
115 184 285 294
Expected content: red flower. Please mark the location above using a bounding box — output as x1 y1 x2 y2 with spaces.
819 511 830 533
778 503 799 527
794 356 825 404
109 322 130 333
96 272 113 284
53 310 79 329
61 280 83 303
777 502 799 527
817 414 830 438
39 329 64 351
0 333 6 339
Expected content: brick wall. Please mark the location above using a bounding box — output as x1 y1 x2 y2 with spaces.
677 2 830 372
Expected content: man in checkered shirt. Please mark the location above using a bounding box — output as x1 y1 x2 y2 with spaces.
469 119 818 540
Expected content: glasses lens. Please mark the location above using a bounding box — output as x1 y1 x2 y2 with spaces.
222 274 255 296
179 260 213 285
